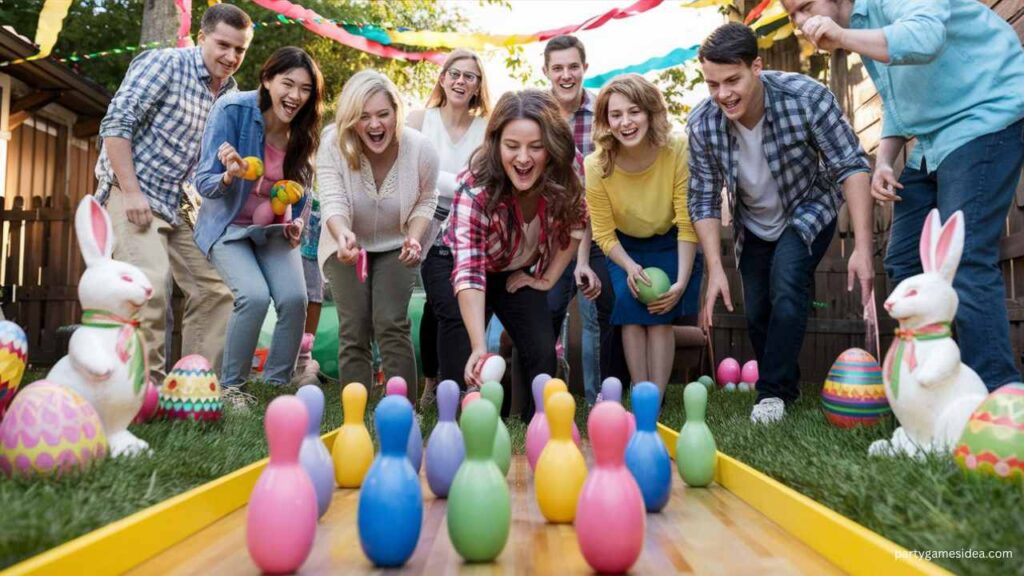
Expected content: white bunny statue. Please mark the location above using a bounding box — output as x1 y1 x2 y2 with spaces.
870 209 988 458
47 196 154 457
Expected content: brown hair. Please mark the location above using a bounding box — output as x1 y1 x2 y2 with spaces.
592 74 672 178
469 89 585 250
543 35 586 67
426 49 491 117
201 3 252 33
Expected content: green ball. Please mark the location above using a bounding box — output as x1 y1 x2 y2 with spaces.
636 267 671 304
698 375 715 391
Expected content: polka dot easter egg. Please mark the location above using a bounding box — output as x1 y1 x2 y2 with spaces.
955 383 1024 482
821 348 891 428
159 355 222 422
0 381 107 478
0 320 28 419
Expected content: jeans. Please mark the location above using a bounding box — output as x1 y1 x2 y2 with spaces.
209 227 307 387
547 245 629 404
884 119 1024 390
740 220 835 403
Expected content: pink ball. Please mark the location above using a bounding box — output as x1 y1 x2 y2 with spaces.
716 358 741 388
133 378 160 424
461 391 481 411
741 360 759 386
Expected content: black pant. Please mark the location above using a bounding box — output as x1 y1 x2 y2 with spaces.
419 299 438 379
421 245 472 388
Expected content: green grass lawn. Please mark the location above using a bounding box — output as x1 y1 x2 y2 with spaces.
1 378 1020 575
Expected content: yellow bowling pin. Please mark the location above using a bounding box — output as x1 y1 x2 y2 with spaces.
535 391 586 523
331 383 374 488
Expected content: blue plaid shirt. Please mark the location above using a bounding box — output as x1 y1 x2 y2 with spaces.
95 47 237 224
687 71 869 258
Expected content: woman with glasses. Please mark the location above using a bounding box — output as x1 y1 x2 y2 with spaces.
407 49 492 401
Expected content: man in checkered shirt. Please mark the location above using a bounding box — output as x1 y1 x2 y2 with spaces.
93 3 252 381
687 23 876 425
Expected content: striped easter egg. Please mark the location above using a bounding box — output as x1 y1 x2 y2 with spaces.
158 355 222 422
821 348 891 428
954 384 1024 482
0 321 28 420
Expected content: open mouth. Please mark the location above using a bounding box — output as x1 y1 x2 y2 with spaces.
367 130 387 145
281 101 299 116
512 164 534 180
619 127 639 139
558 81 576 91
720 97 741 114
451 86 466 96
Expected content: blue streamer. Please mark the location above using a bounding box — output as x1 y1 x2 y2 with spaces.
583 44 700 88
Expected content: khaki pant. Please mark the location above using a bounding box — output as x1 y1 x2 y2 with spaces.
105 187 233 379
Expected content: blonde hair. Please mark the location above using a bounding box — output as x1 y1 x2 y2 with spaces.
593 74 671 178
426 49 491 117
334 69 405 170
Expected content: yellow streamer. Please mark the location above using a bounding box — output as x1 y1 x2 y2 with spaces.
33 0 73 60
680 0 734 8
386 30 538 51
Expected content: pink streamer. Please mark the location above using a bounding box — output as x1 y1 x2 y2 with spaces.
249 0 447 64
175 0 192 48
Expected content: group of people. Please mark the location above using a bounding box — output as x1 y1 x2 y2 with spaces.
94 0 1024 426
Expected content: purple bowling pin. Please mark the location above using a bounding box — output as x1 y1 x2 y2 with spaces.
386 376 423 472
600 377 636 438
246 396 318 573
525 374 552 471
297 385 334 519
425 380 465 498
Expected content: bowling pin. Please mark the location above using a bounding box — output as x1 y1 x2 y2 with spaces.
535 391 587 523
526 377 581 471
448 400 511 562
246 396 318 574
625 381 672 512
599 377 636 438
331 383 374 488
425 380 465 498
386 376 423 473
478 353 506 383
296 385 334 519
480 381 511 476
575 402 645 573
676 382 717 487
461 390 481 410
358 395 422 567
525 373 552 471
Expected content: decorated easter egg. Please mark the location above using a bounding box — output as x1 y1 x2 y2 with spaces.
271 180 303 205
954 384 1024 482
716 358 741 389
636 267 671 304
271 197 287 217
0 320 28 419
0 380 107 478
741 360 758 387
821 348 890 428
159 355 222 422
242 157 264 180
132 378 160 424
478 353 506 384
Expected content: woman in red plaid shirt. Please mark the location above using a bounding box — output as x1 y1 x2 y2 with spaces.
441 89 588 422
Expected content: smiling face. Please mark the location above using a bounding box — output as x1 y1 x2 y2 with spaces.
263 67 313 125
701 57 763 126
197 22 252 83
543 48 588 110
500 118 548 193
356 91 398 156
441 57 481 109
782 0 845 29
606 92 649 149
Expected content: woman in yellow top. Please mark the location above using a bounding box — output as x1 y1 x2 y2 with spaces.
585 74 698 397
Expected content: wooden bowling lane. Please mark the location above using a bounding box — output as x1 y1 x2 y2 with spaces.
128 456 841 575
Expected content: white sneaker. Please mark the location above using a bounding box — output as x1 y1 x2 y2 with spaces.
750 397 785 424
222 386 257 413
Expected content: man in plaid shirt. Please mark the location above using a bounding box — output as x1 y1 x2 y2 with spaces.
688 23 875 424
93 4 252 381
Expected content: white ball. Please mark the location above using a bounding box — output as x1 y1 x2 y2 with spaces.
737 382 750 392
723 382 737 392
479 354 506 383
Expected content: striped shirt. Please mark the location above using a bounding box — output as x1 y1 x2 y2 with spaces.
687 71 869 258
95 47 237 224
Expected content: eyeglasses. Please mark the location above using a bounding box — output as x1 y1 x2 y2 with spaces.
446 68 480 85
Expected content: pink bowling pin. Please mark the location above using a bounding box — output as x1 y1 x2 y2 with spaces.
461 391 481 410
526 377 581 471
575 402 645 573
247 396 318 573
599 377 636 438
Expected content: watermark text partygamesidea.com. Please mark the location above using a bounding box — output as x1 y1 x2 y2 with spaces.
895 549 1014 562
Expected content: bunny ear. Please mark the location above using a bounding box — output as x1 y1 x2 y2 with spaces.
934 210 965 282
919 209 939 273
75 196 114 266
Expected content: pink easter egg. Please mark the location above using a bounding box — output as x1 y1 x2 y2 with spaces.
741 360 759 386
132 378 160 424
716 358 741 388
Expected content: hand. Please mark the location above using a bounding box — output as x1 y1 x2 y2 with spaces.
870 163 903 203
800 15 846 51
700 265 733 330
625 262 650 300
398 236 422 267
506 270 538 293
648 281 685 316
847 247 875 306
284 218 304 248
464 347 487 388
121 187 153 227
334 228 359 265
574 262 602 300
217 142 247 183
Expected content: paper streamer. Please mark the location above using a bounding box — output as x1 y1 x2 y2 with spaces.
175 0 192 48
33 0 73 60
249 0 447 64
680 0 734 7
744 0 775 24
583 44 699 88
747 0 794 48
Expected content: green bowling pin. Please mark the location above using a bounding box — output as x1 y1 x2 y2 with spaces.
447 400 511 562
676 382 717 487
480 381 512 476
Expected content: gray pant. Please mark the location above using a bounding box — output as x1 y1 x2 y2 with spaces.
323 249 417 399
210 226 307 387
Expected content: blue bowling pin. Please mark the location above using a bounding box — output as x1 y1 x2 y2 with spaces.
357 395 423 567
425 380 465 498
385 376 423 472
296 385 334 519
624 382 671 513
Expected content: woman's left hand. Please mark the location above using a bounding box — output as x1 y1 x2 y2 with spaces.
647 281 685 315
506 271 555 293
399 236 422 267
284 218 304 248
